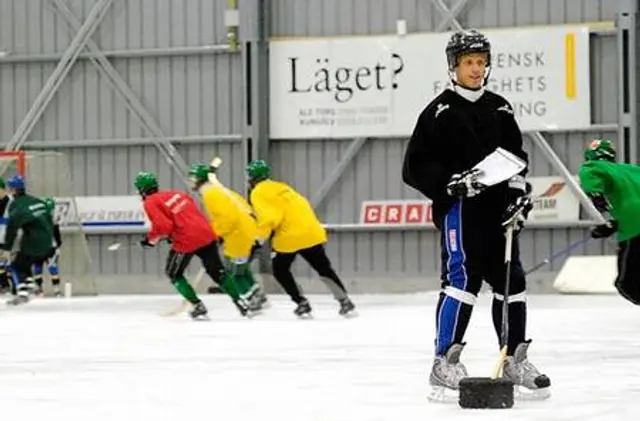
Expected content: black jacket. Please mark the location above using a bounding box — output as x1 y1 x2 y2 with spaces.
402 88 528 228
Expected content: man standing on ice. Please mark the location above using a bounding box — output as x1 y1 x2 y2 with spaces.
402 29 550 401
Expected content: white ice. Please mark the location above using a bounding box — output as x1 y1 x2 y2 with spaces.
1 292 639 421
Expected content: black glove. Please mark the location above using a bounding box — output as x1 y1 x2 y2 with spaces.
502 179 533 234
139 237 155 248
587 193 617 239
446 168 486 197
502 194 533 233
591 220 618 239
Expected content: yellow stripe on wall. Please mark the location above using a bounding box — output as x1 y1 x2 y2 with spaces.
565 33 576 100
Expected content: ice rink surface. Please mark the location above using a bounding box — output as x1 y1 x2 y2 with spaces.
1 292 639 421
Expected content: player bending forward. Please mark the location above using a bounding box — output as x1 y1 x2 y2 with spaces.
0 175 54 305
579 139 640 304
402 29 550 401
246 160 355 317
189 164 267 315
31 197 63 297
135 171 241 319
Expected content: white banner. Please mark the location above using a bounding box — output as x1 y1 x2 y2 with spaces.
360 176 580 225
0 196 149 231
270 25 591 138
52 196 149 229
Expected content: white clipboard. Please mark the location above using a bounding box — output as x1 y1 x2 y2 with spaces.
472 147 527 187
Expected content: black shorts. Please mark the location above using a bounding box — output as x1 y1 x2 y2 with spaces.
614 235 640 305
164 240 224 282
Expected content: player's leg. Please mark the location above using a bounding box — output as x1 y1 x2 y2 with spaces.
7 253 38 305
194 240 252 316
429 200 484 400
165 249 207 320
224 232 267 310
32 261 44 296
614 235 640 304
298 243 355 316
484 234 550 399
271 251 311 316
0 261 10 293
48 249 63 297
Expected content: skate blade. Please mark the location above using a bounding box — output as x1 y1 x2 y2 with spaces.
427 385 459 404
514 385 551 401
296 312 313 320
191 315 211 321
340 309 358 318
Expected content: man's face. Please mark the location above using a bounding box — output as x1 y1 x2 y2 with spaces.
454 52 488 90
0 187 5 198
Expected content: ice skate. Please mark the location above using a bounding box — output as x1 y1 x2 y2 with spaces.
233 298 255 318
244 285 265 313
428 343 468 403
502 340 551 401
294 298 312 318
52 286 63 297
338 297 356 317
189 301 210 321
6 289 31 306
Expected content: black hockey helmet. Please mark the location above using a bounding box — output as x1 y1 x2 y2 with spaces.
445 29 491 72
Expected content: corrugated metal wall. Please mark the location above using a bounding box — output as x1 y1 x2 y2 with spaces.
267 0 618 282
0 0 245 278
0 0 621 287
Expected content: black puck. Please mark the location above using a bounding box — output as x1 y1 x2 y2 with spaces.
458 377 514 409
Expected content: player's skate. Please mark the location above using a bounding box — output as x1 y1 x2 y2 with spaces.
294 298 312 318
233 297 255 318
428 343 468 403
52 285 63 297
189 301 210 321
502 340 551 401
6 287 31 306
338 297 356 317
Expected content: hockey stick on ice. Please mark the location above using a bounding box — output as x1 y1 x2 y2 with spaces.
493 219 517 379
159 267 207 317
524 234 592 275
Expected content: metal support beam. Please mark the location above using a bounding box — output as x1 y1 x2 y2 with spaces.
0 45 232 64
9 134 242 150
617 1 639 164
435 0 470 32
529 132 606 224
310 137 367 209
51 0 193 187
240 0 270 164
5 0 113 152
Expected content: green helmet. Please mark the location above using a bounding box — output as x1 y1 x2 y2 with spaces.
0 178 5 189
584 139 616 162
134 171 159 195
189 164 210 183
43 197 55 212
246 160 271 182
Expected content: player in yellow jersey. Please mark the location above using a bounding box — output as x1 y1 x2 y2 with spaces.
246 160 355 317
188 164 266 313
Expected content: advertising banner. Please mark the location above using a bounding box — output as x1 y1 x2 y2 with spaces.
270 25 591 138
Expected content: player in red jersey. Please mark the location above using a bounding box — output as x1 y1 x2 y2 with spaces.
135 171 251 319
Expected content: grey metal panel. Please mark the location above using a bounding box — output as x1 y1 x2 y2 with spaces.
270 0 617 36
0 0 228 54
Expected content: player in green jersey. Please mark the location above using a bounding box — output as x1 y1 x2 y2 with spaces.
579 139 640 304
